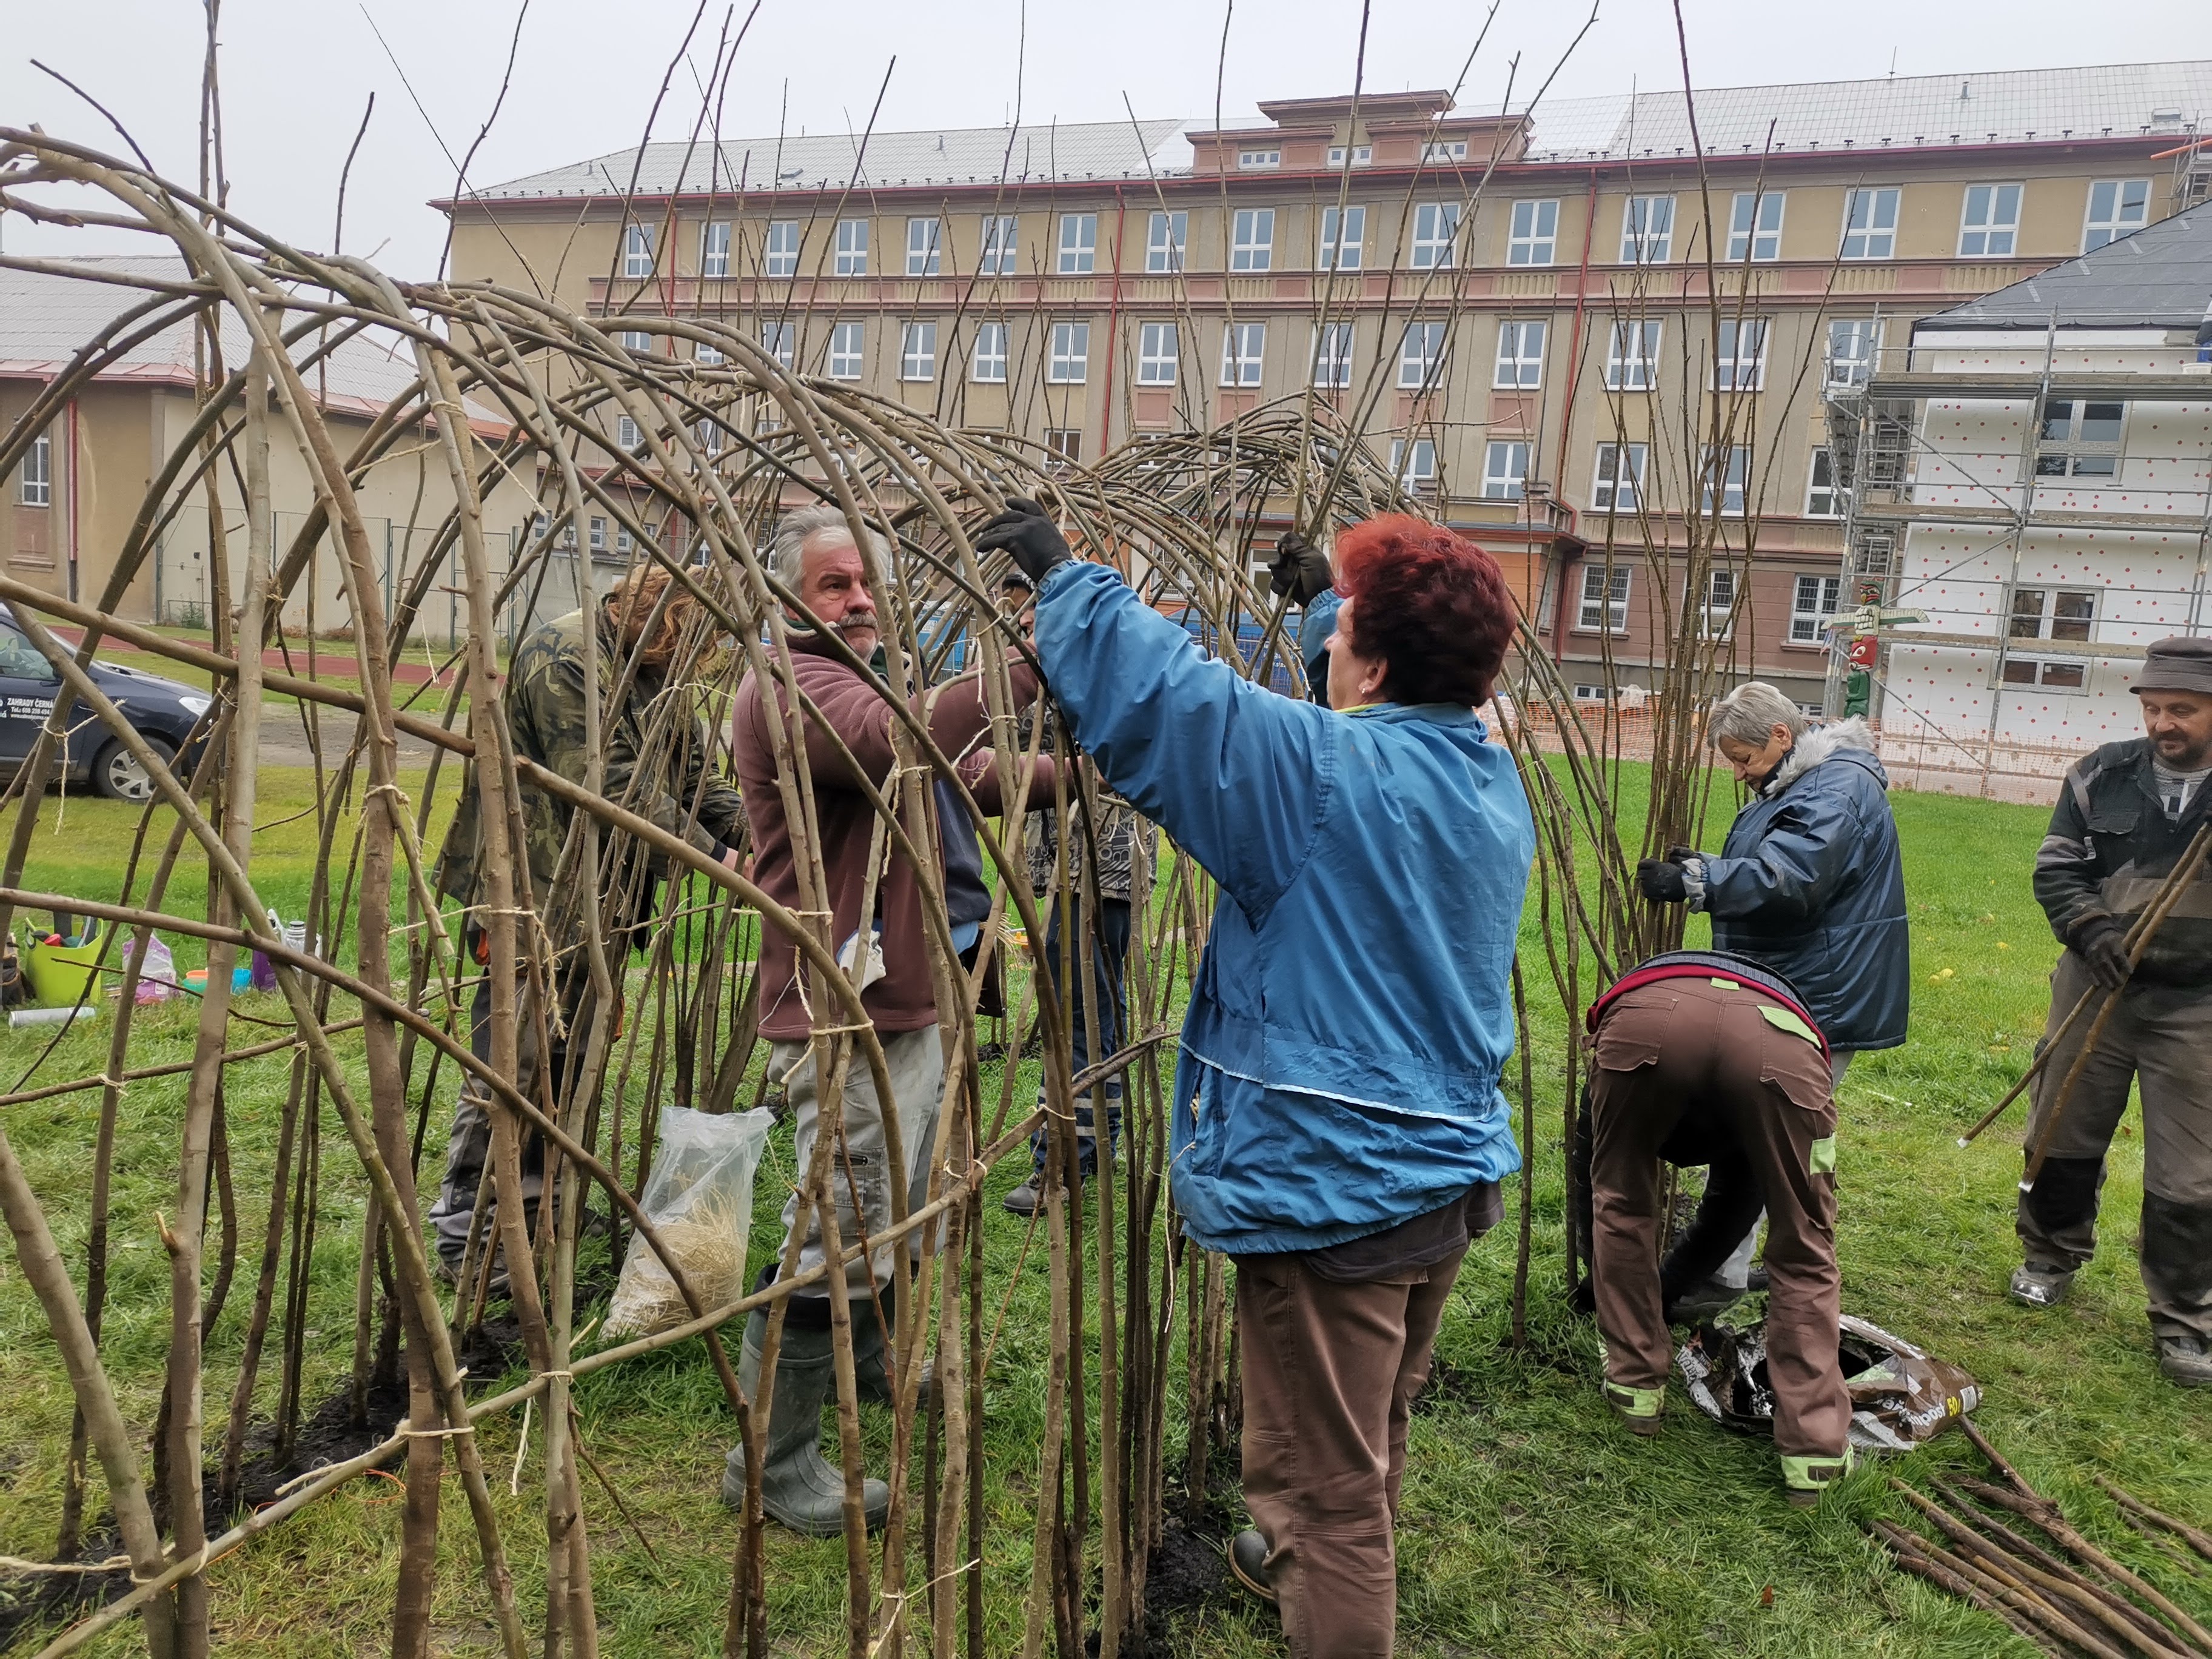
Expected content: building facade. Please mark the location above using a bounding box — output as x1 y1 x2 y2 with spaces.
443 61 2212 707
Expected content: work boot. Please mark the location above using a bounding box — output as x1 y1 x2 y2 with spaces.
721 1308 889 1535
1001 1176 1044 1217
1781 1449 1853 1509
1666 1275 1747 1324
2156 1333 2212 1389
1603 1380 1665 1436
1228 1529 1278 1606
851 1281 934 1413
2008 1262 2076 1309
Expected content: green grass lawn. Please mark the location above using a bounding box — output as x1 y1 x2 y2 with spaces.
0 769 2207 1656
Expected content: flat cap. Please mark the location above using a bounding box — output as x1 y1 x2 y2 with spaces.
2130 635 2212 696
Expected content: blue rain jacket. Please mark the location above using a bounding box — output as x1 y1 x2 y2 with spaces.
1692 717 1911 1051
1033 560 1535 1255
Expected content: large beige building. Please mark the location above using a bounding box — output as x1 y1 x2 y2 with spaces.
443 60 2212 706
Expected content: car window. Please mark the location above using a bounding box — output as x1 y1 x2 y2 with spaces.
0 628 56 682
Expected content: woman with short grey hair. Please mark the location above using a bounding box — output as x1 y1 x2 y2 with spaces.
1635 680 1909 1313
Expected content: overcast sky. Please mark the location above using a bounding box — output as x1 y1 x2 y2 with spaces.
2 0 2205 278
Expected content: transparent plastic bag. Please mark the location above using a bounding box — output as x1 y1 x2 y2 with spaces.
603 1105 773 1341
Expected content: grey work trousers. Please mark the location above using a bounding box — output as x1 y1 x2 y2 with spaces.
429 969 568 1266
771 1025 947 1295
2017 950 2212 1341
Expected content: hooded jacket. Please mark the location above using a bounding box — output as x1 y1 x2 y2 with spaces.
1686 716 1910 1051
1033 560 1535 1255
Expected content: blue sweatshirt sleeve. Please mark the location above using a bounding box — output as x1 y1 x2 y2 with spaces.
1032 560 1331 916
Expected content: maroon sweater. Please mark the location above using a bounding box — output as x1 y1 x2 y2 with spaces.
733 634 1046 1041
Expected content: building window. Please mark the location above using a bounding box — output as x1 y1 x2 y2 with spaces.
1806 449 1844 518
1621 195 1674 263
1048 321 1090 383
1312 322 1353 389
1958 184 2022 257
695 338 724 366
1146 210 1187 273
1138 321 1179 386
1482 440 1530 501
1592 443 1646 514
618 329 654 354
2008 586 2098 642
1231 208 1275 271
1421 139 1469 164
1509 198 1558 266
1238 148 1281 169
834 218 870 276
1390 438 1438 489
1220 321 1265 387
589 516 606 552
1044 427 1083 466
1057 213 1097 275
1791 574 1843 643
971 322 1008 383
1701 445 1750 516
906 217 944 276
1318 205 1365 270
2002 657 2089 691
761 321 794 370
1604 320 1661 390
1410 202 1460 269
1578 561 1632 631
1727 191 1784 261
1398 321 1446 390
2036 399 2123 477
616 415 642 452
1327 144 1373 167
763 219 800 277
1840 187 1900 260
622 223 654 278
1826 318 1880 387
616 523 633 553
1714 318 1769 391
979 215 1018 275
1495 320 1544 389
2083 179 2151 251
900 321 937 383
697 420 723 457
700 220 732 278
1698 568 1738 638
828 321 865 380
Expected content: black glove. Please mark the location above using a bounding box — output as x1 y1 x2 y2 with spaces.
975 497 1072 587
1637 858 1688 904
1664 844 1703 866
1267 530 1333 605
2069 916 2133 991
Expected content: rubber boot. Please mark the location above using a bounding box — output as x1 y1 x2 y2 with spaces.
721 1307 888 1535
851 1279 934 1412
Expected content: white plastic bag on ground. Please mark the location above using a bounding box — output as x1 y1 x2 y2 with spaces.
603 1105 773 1341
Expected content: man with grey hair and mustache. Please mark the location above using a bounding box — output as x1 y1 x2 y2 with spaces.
723 502 1051 1534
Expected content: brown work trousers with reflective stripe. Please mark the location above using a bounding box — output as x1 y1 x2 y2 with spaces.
1587 975 1849 1461
2017 950 2212 1341
1237 1245 1466 1658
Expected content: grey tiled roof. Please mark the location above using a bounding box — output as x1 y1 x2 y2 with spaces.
1917 207 2212 329
0 255 501 423
1520 58 2212 161
469 119 1189 201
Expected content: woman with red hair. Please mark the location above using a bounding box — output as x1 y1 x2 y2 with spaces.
979 503 1534 1657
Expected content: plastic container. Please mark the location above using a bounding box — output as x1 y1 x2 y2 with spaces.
25 923 105 1007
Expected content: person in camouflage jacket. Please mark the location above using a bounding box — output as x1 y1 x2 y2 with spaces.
428 563 746 1279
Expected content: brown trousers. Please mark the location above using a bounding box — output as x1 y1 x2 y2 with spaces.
1237 1247 1466 1659
1587 975 1849 1460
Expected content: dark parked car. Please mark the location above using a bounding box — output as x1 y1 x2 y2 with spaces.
0 618 213 802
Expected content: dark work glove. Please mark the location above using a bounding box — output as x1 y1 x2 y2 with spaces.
1664 844 1703 866
975 496 1072 586
1267 530 1333 605
2069 916 2133 991
1637 858 1688 905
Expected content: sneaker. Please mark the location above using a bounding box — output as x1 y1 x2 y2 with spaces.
2008 1262 2075 1309
2156 1333 2212 1389
1001 1179 1042 1217
1666 1275 1748 1324
1228 1529 1277 1606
